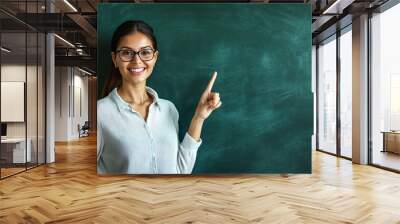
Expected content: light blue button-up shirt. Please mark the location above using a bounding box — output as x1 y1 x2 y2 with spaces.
97 87 202 174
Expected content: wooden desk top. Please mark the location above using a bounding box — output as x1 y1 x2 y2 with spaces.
381 131 400 134
1 138 28 143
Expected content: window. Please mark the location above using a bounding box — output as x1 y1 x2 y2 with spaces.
370 2 400 171
317 35 337 154
339 27 352 158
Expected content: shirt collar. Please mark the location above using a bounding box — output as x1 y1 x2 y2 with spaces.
111 86 161 112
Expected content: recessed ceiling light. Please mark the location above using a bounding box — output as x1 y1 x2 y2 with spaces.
54 34 75 48
63 0 78 12
77 67 92 76
322 0 351 15
1 47 11 53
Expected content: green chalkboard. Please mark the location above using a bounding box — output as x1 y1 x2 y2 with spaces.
98 3 312 173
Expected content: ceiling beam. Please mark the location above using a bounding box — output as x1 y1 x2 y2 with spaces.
55 55 96 73
322 0 355 14
67 13 97 47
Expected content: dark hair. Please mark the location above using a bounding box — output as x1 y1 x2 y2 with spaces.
102 20 158 97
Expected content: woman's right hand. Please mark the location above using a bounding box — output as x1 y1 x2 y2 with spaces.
193 71 222 120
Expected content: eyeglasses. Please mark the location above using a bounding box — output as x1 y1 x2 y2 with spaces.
116 48 156 62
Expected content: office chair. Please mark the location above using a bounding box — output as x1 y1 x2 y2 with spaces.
78 121 90 138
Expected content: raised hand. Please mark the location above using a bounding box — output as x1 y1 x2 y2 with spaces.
194 71 222 120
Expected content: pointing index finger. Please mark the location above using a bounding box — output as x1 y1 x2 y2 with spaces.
205 71 217 93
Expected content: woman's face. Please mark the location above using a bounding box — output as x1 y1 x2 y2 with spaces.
112 32 158 86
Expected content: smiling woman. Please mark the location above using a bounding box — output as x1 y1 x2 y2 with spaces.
97 20 222 174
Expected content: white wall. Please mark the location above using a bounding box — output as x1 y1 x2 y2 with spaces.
1 64 46 164
1 65 26 136
55 66 68 141
1 64 41 137
54 67 89 141
1 65 27 140
71 71 89 139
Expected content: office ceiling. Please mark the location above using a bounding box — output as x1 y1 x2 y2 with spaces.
0 0 392 74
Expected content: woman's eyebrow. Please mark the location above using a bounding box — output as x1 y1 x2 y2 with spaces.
119 46 153 50
140 46 153 49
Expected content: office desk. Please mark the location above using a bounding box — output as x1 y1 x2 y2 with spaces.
1 138 32 163
381 131 400 154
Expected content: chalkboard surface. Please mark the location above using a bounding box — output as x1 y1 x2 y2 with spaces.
98 3 312 173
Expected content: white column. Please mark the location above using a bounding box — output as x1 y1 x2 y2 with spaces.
352 14 369 164
46 1 55 163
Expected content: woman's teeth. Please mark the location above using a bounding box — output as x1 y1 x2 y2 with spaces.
129 68 145 73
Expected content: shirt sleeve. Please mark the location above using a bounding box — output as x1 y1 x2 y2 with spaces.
177 132 202 174
97 119 104 163
97 107 106 175
171 103 202 174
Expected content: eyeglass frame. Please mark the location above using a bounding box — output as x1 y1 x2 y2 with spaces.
115 48 157 62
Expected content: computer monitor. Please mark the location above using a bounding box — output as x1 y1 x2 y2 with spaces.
1 123 7 137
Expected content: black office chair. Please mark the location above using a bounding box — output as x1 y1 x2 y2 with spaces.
78 121 90 138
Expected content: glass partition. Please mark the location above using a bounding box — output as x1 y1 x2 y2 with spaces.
0 1 46 179
1 27 28 178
